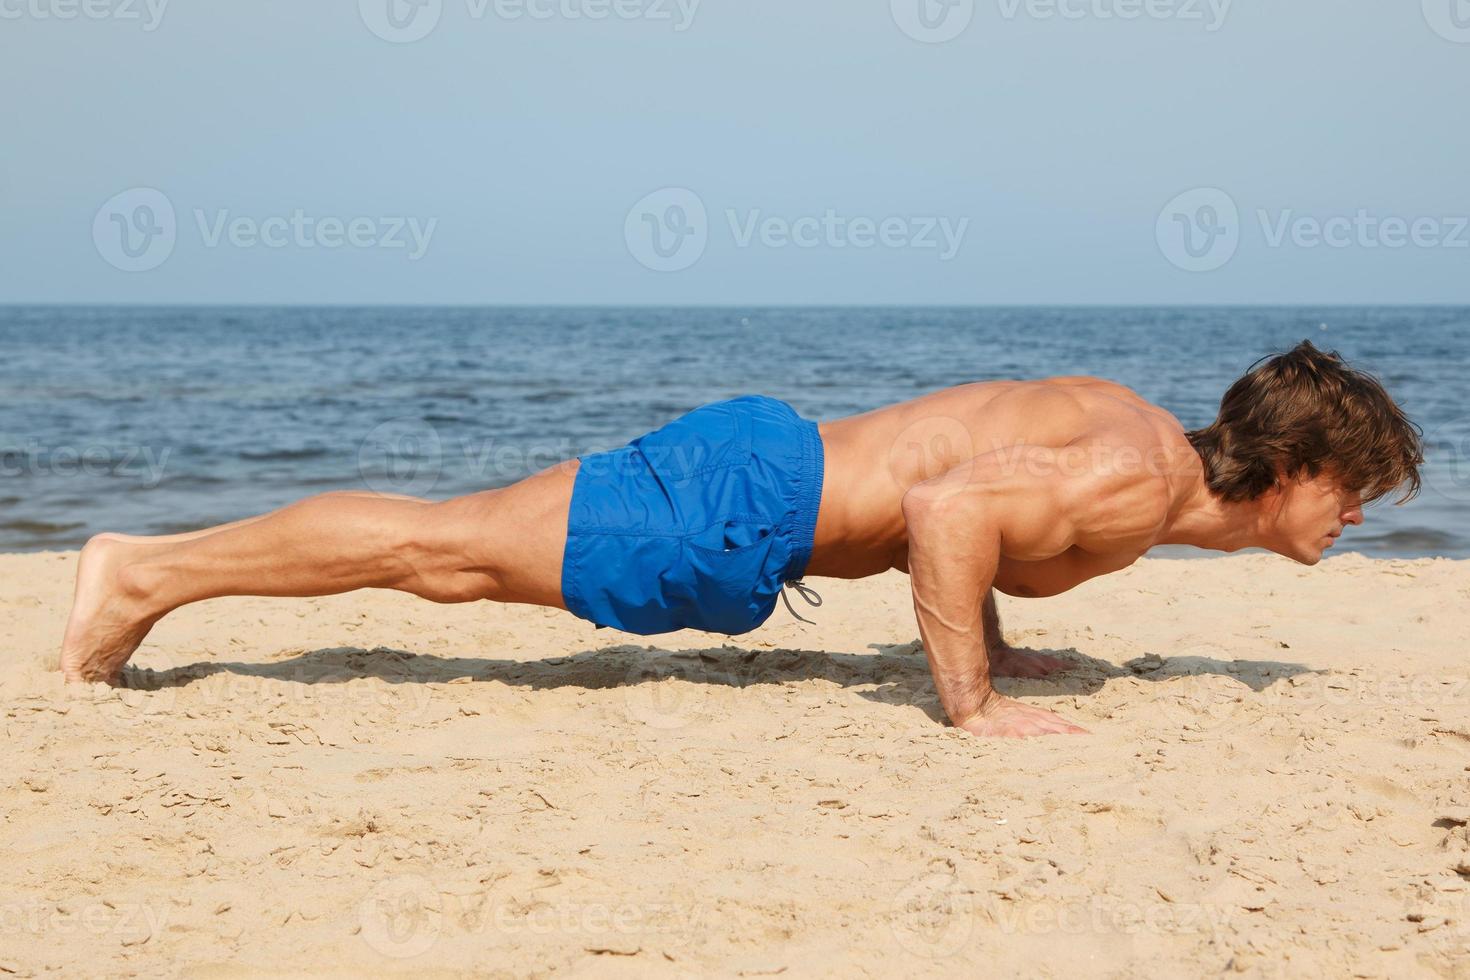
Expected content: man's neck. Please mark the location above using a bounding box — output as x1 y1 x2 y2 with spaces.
1156 477 1269 554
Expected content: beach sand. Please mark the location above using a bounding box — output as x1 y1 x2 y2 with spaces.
3 550 1468 978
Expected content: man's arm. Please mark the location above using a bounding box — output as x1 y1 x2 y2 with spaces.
980 588 1005 653
981 590 1073 678
902 441 1166 737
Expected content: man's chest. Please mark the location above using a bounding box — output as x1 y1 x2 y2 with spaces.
992 546 1143 598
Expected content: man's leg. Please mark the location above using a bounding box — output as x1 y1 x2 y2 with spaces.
59 461 578 684
981 588 1069 678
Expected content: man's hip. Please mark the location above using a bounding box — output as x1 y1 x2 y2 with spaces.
560 395 823 636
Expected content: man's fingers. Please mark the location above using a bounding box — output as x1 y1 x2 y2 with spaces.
1025 707 1086 736
960 697 1088 737
1014 716 1062 736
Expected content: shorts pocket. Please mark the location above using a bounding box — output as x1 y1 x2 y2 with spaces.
679 519 779 635
633 403 752 488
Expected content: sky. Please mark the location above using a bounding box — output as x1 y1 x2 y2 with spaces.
2 0 1467 305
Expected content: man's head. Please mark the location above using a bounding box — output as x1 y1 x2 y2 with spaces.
1186 340 1424 564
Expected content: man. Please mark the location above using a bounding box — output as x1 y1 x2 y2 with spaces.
60 340 1423 737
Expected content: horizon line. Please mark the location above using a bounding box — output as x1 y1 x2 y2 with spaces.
3 302 1469 311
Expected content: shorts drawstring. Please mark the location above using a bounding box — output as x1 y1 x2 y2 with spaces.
780 579 823 625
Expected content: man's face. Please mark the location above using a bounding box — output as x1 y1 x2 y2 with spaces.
1266 469 1365 564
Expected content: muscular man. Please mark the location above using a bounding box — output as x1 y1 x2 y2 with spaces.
60 340 1423 737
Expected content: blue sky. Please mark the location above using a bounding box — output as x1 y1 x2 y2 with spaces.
2 0 1467 304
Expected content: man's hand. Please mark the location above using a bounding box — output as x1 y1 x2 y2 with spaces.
957 690 1088 738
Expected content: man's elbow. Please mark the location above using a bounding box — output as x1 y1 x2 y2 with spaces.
902 483 961 525
901 483 989 540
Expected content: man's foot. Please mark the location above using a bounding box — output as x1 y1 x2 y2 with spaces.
59 534 161 685
990 645 1070 679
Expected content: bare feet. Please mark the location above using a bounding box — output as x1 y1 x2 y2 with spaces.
59 534 161 685
989 645 1070 679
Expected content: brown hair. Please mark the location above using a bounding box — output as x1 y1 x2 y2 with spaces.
1186 340 1423 505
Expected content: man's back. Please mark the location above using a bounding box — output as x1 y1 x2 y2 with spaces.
808 377 1197 593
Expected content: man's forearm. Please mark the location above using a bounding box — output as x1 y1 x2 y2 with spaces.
903 494 1002 726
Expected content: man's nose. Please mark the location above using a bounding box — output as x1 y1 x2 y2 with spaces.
1342 506 1364 526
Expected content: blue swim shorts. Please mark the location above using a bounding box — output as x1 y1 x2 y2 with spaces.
560 395 824 636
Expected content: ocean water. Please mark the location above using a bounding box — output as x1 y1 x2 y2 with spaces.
0 306 1465 559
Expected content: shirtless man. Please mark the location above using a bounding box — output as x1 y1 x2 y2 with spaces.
59 340 1423 737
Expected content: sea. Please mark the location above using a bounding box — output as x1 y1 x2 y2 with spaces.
1 306 1465 559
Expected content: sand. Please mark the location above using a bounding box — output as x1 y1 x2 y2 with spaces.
3 550 1468 978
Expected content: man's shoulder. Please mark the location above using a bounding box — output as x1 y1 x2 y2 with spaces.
1059 422 1193 547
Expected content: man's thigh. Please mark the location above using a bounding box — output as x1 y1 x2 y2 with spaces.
428 459 581 609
